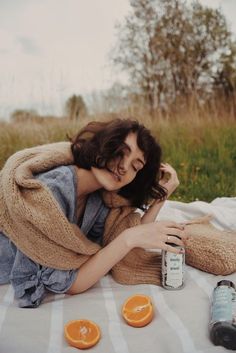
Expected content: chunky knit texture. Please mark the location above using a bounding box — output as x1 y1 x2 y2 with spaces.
0 142 161 285
185 221 236 275
0 142 235 287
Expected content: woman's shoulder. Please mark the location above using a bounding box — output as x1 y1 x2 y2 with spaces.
35 165 75 181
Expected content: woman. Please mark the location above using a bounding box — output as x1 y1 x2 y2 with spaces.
0 118 187 307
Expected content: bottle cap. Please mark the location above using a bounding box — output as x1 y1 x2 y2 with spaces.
217 280 235 289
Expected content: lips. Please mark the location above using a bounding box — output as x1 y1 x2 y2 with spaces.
111 171 121 182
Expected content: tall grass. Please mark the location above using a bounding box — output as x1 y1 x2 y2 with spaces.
0 118 83 168
0 109 236 202
155 120 236 202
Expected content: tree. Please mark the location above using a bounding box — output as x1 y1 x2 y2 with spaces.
212 42 236 97
111 0 236 115
65 95 88 120
11 109 39 122
103 82 130 112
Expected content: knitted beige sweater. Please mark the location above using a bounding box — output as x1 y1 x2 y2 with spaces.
0 142 235 287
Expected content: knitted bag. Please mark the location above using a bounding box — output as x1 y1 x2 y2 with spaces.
184 218 236 275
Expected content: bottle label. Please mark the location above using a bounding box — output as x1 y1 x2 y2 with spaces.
211 286 234 324
164 251 183 289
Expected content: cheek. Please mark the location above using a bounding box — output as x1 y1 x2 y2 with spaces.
123 170 137 185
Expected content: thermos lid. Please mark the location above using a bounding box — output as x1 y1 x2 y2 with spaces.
217 280 235 289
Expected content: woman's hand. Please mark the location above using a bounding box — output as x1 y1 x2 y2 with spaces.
141 163 179 224
159 163 179 197
125 220 188 254
67 221 187 294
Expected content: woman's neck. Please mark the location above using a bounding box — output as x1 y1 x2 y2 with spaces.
75 167 101 196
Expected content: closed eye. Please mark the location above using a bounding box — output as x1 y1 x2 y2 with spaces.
133 164 143 172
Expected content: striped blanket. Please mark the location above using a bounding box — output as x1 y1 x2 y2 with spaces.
1 197 236 353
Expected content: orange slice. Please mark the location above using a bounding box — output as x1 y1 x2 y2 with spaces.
64 319 101 349
122 294 154 327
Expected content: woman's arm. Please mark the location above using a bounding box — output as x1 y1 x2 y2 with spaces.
66 220 186 295
141 199 165 224
141 163 179 224
67 230 131 294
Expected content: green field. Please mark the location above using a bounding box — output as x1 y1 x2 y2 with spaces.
156 121 236 202
0 117 235 202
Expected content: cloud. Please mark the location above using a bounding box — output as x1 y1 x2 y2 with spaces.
17 36 42 55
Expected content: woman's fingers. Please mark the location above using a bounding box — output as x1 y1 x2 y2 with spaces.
135 221 189 252
165 235 185 247
160 162 171 168
156 221 189 242
165 228 188 242
160 163 175 173
164 243 185 254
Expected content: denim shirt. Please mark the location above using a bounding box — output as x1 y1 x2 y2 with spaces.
0 165 109 307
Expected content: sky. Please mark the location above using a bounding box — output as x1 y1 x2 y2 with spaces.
0 0 236 119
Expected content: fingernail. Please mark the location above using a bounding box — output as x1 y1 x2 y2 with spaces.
180 248 185 254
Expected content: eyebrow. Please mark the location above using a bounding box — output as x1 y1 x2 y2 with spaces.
124 143 145 165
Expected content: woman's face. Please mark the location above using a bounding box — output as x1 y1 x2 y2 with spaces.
91 132 145 191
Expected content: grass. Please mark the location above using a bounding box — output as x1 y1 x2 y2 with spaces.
0 118 83 168
0 113 236 203
155 121 236 202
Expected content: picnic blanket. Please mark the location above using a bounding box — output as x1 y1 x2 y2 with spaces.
0 197 235 353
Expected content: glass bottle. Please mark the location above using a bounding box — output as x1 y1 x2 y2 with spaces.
161 238 185 290
209 280 236 350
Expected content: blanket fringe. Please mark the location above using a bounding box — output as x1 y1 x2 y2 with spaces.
183 214 213 225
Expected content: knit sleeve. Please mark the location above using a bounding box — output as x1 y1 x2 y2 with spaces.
35 165 77 223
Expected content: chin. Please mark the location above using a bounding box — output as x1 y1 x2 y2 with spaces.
103 184 120 192
92 167 122 191
102 174 121 191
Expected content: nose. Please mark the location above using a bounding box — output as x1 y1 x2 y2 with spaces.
118 160 128 175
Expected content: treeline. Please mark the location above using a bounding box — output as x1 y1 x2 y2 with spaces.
110 0 236 118
10 94 88 123
10 0 236 122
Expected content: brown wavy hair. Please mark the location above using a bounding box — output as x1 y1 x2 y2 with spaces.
69 118 167 208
